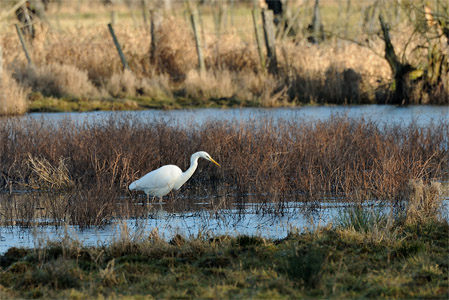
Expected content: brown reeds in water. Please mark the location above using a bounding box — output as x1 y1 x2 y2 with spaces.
0 116 447 227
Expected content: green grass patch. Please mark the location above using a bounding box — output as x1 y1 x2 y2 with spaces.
1 220 447 299
26 93 256 112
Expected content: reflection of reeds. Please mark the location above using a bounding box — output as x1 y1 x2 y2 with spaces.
0 116 447 227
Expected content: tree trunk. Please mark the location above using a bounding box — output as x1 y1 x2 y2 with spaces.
379 14 413 104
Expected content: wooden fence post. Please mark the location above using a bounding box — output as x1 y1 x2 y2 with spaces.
15 24 32 65
150 10 162 65
0 45 3 86
261 9 278 74
76 0 81 28
190 11 206 75
107 23 130 70
141 0 148 27
252 9 266 72
310 0 324 43
20 3 33 38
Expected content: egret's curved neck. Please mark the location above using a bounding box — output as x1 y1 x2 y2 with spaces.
173 154 200 190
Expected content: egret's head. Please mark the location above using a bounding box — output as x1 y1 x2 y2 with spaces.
197 151 221 167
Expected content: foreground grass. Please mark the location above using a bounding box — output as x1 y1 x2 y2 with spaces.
0 220 447 299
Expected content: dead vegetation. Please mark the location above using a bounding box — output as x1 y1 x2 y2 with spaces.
0 0 447 113
0 71 27 116
0 116 447 227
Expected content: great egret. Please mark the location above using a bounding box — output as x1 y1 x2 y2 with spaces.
129 151 220 203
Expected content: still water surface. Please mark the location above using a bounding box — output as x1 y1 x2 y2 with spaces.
24 105 449 127
1 199 448 254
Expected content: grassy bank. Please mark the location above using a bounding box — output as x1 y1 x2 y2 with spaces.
0 217 447 299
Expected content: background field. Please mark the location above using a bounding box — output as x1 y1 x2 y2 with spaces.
1 0 448 114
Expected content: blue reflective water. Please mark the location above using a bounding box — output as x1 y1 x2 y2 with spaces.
1 199 448 254
22 105 449 127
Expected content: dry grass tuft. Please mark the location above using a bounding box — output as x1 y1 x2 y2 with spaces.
154 17 196 80
207 34 259 72
184 69 235 101
28 154 74 190
106 69 139 98
13 63 99 99
0 71 27 116
139 73 173 100
405 180 444 225
105 70 173 100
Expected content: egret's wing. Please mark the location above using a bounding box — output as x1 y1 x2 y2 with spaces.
134 165 182 196
149 165 182 188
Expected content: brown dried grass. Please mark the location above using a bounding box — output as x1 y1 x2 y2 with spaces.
183 69 235 101
0 71 27 116
13 63 99 99
0 1 446 104
0 116 447 226
405 180 444 225
153 17 197 80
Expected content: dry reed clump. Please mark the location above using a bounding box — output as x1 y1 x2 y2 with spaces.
106 69 139 98
41 26 150 83
139 73 173 100
183 69 288 106
27 154 74 190
13 63 99 99
279 40 390 103
105 70 173 100
240 72 288 106
0 71 27 116
405 180 444 225
183 69 235 101
2 25 150 87
154 17 196 80
206 34 259 72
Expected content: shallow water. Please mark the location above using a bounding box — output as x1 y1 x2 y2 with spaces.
0 202 355 254
1 199 447 254
21 105 449 127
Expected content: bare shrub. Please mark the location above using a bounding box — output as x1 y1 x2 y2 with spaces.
0 71 27 116
13 63 99 99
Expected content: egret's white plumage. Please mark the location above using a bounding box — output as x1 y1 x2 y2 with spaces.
129 151 220 201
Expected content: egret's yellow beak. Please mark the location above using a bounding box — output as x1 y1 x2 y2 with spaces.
209 157 221 167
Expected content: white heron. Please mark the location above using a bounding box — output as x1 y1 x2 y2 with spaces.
129 151 220 203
